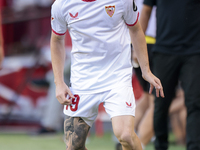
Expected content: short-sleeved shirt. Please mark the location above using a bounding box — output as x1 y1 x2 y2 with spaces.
144 0 200 55
51 0 139 94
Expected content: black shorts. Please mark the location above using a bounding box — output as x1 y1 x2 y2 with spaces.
134 44 154 92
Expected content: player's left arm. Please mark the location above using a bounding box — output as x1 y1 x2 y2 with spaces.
128 22 164 98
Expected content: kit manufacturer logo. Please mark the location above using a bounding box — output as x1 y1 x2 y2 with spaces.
126 102 132 108
69 12 79 20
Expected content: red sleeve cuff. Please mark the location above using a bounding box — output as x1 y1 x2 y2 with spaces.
126 12 139 26
52 29 66 36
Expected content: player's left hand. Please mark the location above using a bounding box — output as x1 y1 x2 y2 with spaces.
142 71 165 98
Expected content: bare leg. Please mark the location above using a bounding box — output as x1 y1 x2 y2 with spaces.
137 88 186 147
178 107 186 144
64 116 90 150
112 115 142 150
138 101 154 146
169 89 184 114
169 88 186 145
170 108 186 145
134 92 150 131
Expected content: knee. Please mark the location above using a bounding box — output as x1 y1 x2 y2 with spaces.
117 131 136 147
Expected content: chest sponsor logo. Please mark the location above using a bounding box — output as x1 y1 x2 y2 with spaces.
105 6 115 17
69 12 79 20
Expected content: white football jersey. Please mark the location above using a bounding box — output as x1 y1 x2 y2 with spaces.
51 0 139 94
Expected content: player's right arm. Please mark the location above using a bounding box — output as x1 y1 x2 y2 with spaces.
50 32 74 105
51 1 74 105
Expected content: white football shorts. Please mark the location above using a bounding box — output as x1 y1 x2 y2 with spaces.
63 86 136 127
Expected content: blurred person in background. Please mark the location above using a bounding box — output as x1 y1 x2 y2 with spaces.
141 0 200 150
136 86 186 148
132 0 186 148
50 0 164 150
168 87 186 146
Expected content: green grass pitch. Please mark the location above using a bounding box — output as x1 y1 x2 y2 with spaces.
0 132 185 150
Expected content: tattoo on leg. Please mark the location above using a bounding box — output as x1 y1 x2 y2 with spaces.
64 116 90 150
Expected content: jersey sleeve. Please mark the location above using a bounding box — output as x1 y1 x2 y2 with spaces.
122 0 139 26
143 0 156 7
51 1 67 35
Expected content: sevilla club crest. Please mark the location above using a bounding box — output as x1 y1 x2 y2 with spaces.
105 6 115 17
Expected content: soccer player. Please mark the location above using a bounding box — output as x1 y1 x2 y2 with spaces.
50 0 164 149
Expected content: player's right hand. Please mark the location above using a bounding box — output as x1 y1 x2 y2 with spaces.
55 82 75 105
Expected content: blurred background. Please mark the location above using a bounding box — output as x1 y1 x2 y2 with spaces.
0 0 60 132
0 0 185 150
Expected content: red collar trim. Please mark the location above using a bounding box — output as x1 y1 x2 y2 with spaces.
82 0 96 2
